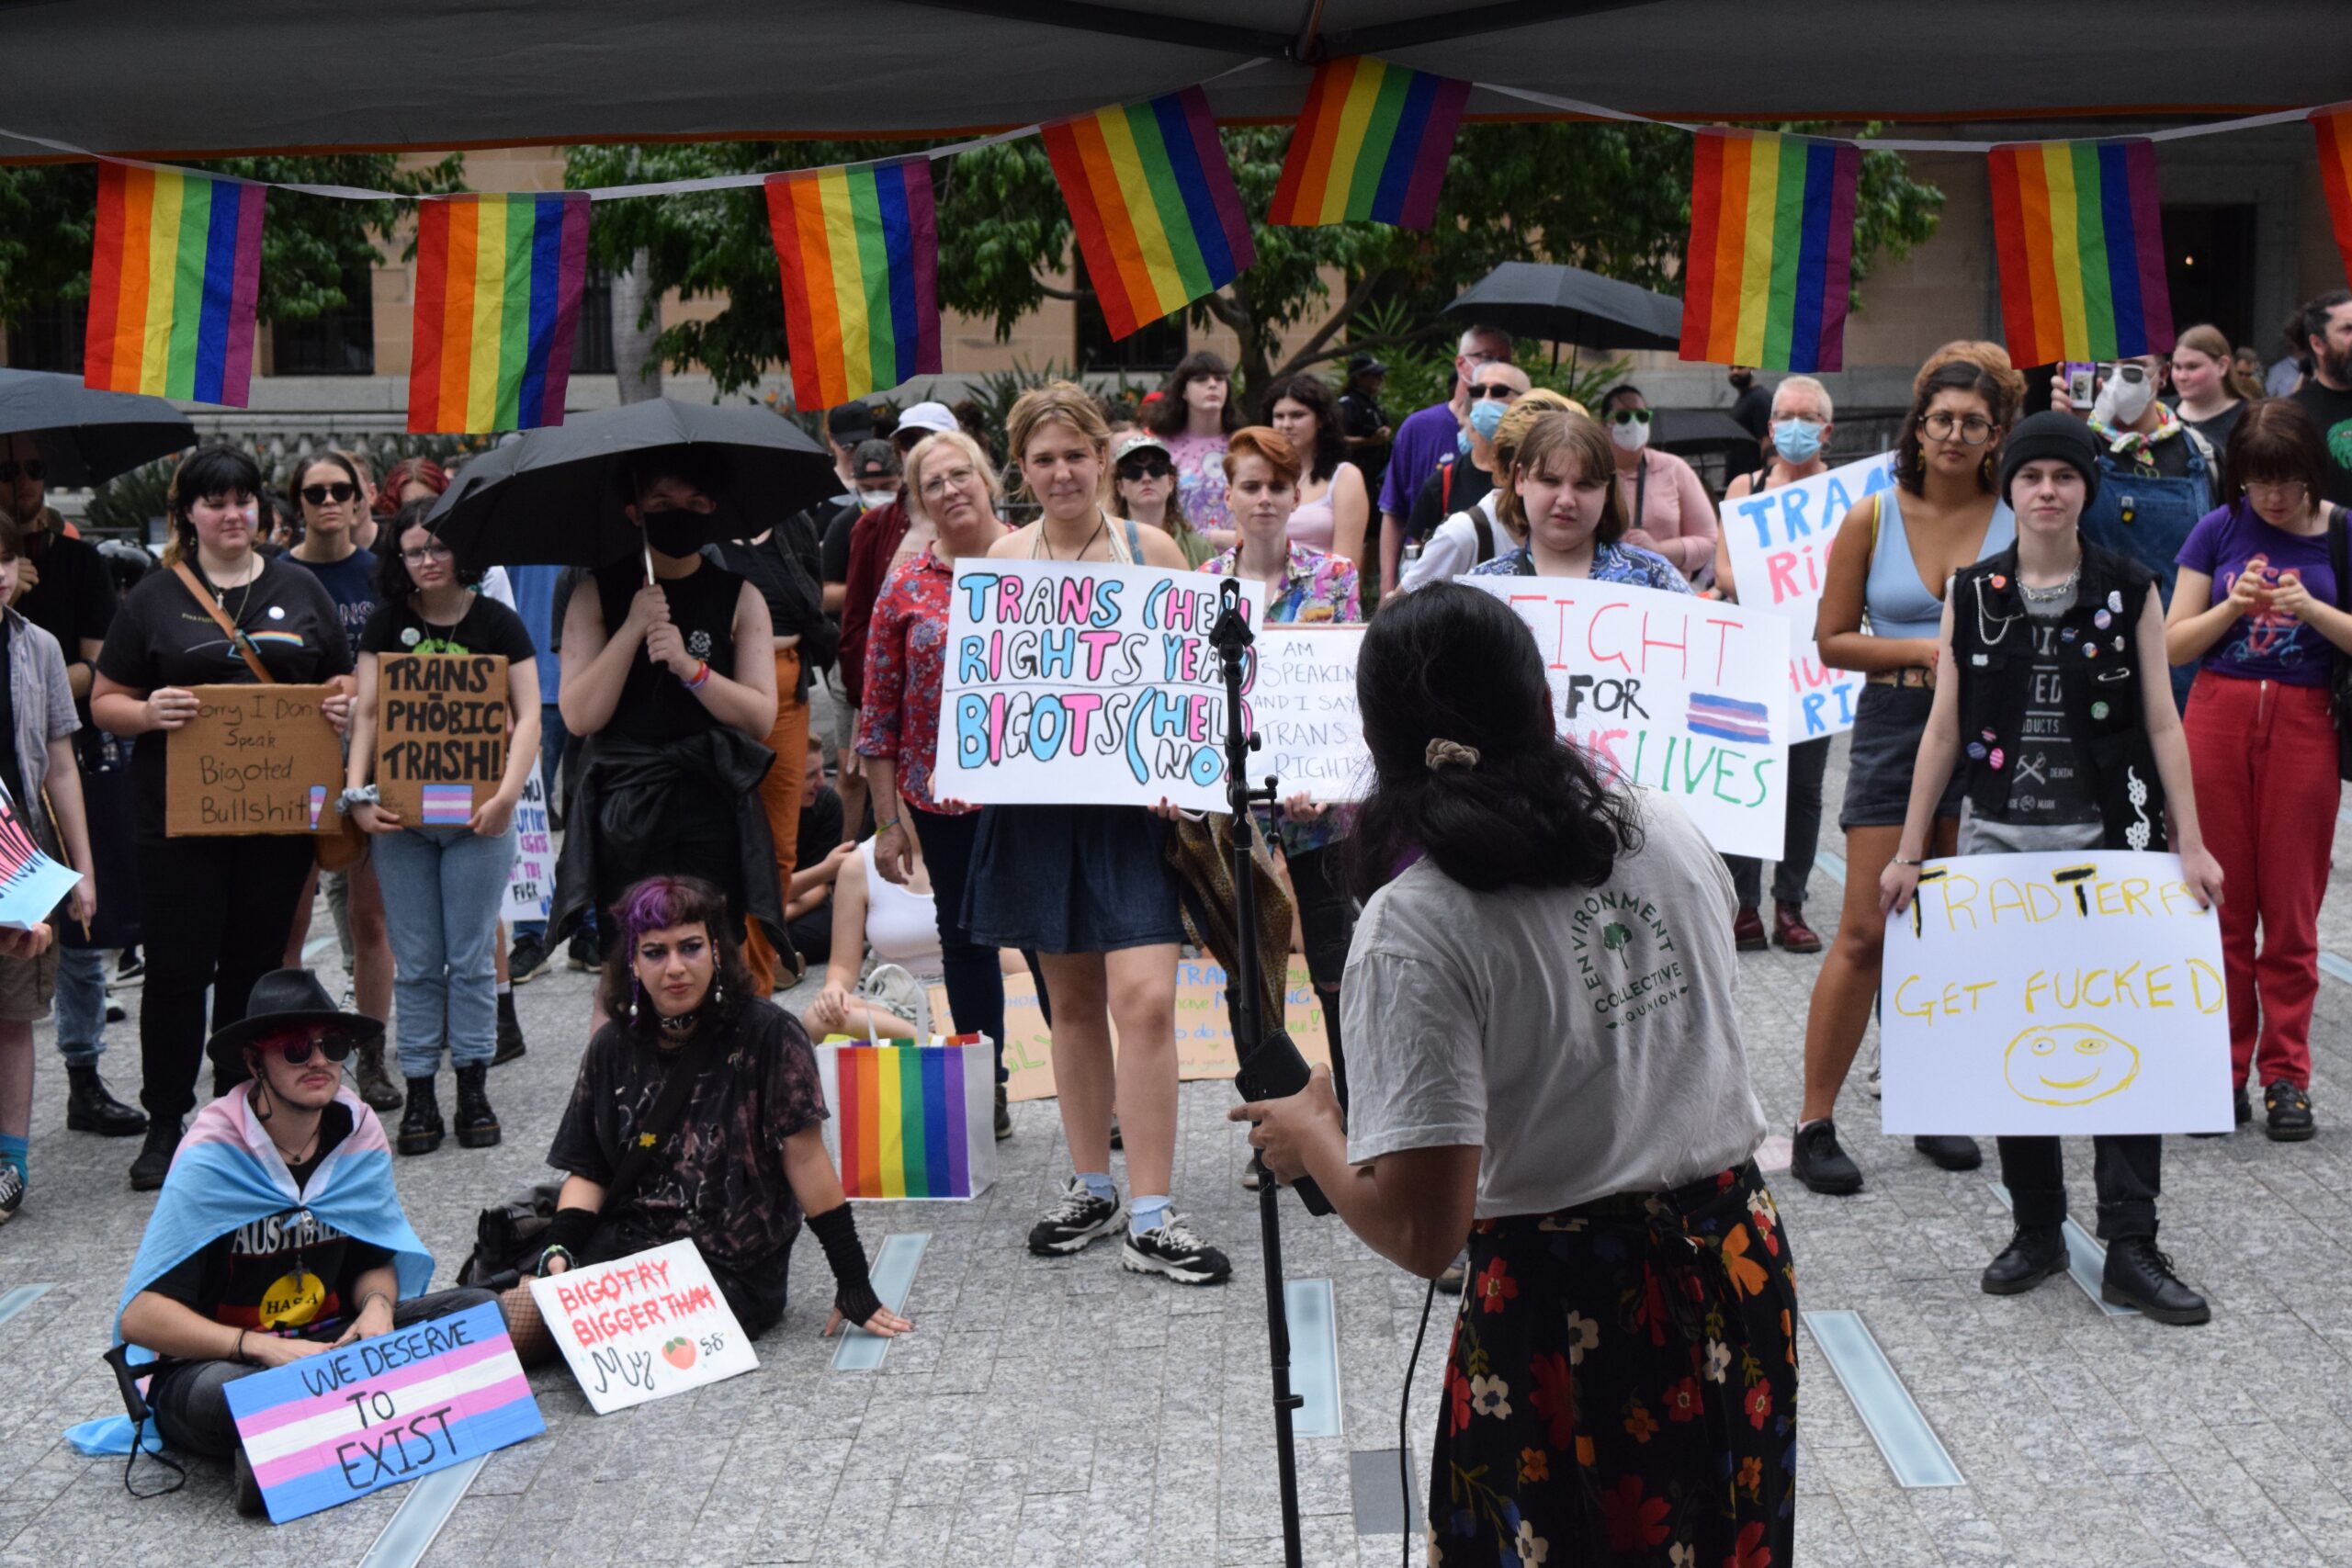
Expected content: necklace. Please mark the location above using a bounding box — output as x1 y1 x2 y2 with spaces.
205 554 260 628
2018 566 2080 604
1038 512 1107 561
269 1121 322 1168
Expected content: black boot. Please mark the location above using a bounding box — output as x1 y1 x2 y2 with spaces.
1913 1134 1983 1171
128 1119 181 1190
353 1039 403 1112
493 992 526 1066
2101 1235 2211 1325
453 1064 501 1149
2264 1080 2315 1143
397 1077 444 1156
1789 1119 1862 1195
65 1066 147 1136
994 1082 1012 1142
1981 1224 2067 1295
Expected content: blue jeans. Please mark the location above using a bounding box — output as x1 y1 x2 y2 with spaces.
52 945 107 1067
372 823 517 1077
515 702 571 943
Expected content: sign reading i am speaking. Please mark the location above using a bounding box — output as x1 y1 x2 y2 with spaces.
1464 577 1792 860
934 561 1265 812
221 1303 542 1524
1715 451 1894 740
527 1240 757 1415
1251 625 1367 802
374 654 508 825
167 684 345 837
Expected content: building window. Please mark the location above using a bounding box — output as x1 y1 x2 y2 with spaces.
572 263 615 376
271 262 375 376
1078 293 1186 374
6 299 86 374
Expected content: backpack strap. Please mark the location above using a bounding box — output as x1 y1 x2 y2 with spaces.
171 561 274 684
1471 508 1494 564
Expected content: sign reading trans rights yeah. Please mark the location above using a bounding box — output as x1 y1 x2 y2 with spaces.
936 561 1263 813
1879 849 2232 1136
166 684 345 837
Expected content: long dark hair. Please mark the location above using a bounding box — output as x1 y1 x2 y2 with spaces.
1257 374 1345 481
373 498 485 602
1145 350 1241 437
1347 584 1638 900
1894 359 2014 495
596 876 759 1042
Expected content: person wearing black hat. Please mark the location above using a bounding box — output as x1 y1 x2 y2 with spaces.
1883 412 2224 1325
114 968 493 1509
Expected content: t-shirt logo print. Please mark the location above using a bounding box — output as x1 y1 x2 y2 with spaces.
687 629 713 660
1569 890 1689 1031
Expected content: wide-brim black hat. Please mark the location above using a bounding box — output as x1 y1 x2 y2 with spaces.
204 967 383 1077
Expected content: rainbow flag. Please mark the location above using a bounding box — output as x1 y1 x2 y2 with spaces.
83 163 266 406
407 193 591 434
1041 86 1255 341
833 1043 971 1200
1987 138 2173 367
1678 130 1860 373
2311 105 2352 287
764 160 941 411
1268 57 1469 229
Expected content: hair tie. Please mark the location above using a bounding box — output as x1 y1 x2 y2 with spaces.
1424 739 1481 773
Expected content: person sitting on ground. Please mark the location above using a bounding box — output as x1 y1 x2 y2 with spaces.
511 875 912 1349
802 826 948 1043
784 735 854 965
114 969 492 1512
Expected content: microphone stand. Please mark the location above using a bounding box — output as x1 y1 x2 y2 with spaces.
1208 574 1330 1568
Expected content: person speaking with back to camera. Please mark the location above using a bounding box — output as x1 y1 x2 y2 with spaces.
1233 583 1798 1567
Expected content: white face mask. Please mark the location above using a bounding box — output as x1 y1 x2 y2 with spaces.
857 488 899 509
1609 418 1650 454
2093 365 2154 426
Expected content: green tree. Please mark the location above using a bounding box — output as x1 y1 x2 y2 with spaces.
568 122 1940 401
0 153 466 336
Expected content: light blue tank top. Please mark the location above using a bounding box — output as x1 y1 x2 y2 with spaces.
1863 485 2016 639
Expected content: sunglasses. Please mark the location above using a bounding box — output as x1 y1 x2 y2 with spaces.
266 1032 355 1066
301 482 359 506
1468 384 1520 401
1118 457 1175 479
0 460 45 483
1607 408 1653 425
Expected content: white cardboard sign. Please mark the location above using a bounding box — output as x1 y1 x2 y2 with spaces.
1251 625 1368 802
502 767 552 924
526 1240 758 1414
1879 849 2232 1135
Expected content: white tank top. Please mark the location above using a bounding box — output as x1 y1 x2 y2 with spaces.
860 839 944 979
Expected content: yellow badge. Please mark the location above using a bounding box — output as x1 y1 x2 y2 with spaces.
258 1269 326 1328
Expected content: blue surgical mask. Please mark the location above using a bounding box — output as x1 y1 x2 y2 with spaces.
1468 398 1508 442
1771 419 1824 463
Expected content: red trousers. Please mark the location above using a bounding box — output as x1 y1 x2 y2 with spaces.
2184 671 2336 1089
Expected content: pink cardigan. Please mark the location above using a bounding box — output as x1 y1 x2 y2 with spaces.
1612 448 1716 575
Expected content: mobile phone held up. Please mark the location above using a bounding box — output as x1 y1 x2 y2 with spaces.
2064 362 2098 410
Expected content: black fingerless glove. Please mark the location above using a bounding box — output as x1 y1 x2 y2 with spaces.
539 1206 599 1269
807 1203 884 1327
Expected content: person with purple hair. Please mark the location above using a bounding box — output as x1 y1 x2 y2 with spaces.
507 875 910 1348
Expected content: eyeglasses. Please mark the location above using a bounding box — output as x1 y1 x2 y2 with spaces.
301 482 359 506
0 460 45 483
1468 384 1521 401
1117 457 1174 480
1921 412 1996 446
1607 408 1652 425
401 543 454 564
266 1031 356 1066
919 466 980 498
2245 479 2308 502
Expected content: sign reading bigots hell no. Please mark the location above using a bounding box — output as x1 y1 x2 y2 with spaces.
374 654 508 825
167 684 345 837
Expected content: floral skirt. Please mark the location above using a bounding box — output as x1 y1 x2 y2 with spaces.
1432 1162 1799 1567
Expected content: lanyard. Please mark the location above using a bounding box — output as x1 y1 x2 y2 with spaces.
1630 456 1647 531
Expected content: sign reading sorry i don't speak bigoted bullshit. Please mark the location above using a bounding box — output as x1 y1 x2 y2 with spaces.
935 561 1264 813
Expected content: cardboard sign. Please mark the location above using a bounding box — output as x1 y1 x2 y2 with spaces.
221 1303 542 1524
1879 849 2232 1135
934 560 1265 812
1716 452 1894 739
527 1240 757 1414
943 958 1331 1103
503 767 553 923
1252 626 1368 802
0 778 82 931
374 654 508 825
166 684 344 837
1464 578 1792 860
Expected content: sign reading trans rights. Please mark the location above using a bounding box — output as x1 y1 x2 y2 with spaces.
1465 578 1792 860
936 561 1263 813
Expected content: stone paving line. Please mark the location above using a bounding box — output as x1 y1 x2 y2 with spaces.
0 737 2346 1563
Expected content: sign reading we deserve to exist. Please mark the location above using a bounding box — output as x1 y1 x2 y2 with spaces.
221 1303 541 1524
527 1240 757 1414
1716 451 1894 740
1465 577 1792 861
935 561 1264 813
1879 849 2232 1136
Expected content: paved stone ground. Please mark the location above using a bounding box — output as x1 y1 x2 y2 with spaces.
2 738 2349 1565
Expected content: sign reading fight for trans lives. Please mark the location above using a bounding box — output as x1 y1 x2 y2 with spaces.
221 1303 541 1523
1465 578 1792 860
1879 850 2232 1136
936 561 1264 813
1716 451 1894 739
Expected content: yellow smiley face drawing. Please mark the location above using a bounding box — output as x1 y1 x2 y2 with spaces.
2002 1022 2142 1106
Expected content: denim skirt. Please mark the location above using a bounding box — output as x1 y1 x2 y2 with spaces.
1838 682 1964 829
962 804 1184 955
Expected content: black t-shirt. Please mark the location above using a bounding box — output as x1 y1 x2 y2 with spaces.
96 556 355 832
15 526 116 665
357 592 537 663
285 547 381 650
1408 457 1493 544
2002 594 2101 827
820 502 859 587
148 1102 396 1337
590 558 746 743
2291 380 2352 508
713 534 824 642
1727 382 1772 479
798 783 843 869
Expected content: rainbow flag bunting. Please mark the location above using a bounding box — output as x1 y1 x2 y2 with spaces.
84 163 266 406
1269 57 1469 229
407 193 591 434
1679 130 1860 373
1987 138 2174 367
2311 105 2352 287
834 1043 971 1200
764 160 941 411
1041 86 1255 341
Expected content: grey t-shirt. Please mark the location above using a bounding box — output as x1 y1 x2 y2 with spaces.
1340 790 1768 1217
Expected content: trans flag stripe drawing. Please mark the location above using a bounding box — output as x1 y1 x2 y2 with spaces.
1687 694 1772 745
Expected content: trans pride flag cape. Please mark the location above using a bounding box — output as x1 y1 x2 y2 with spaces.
113 1088 432 1361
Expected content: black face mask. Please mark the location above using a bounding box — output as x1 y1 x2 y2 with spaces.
640 506 715 558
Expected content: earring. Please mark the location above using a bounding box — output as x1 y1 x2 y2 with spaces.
708 978 725 1009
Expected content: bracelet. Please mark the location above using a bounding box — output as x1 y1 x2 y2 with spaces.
876 817 902 835
683 660 711 691
358 1291 392 1319
1891 856 1926 867
536 1243 575 1275
234 1328 248 1364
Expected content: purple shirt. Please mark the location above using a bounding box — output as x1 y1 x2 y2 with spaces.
1377 401 1463 520
2175 499 2339 686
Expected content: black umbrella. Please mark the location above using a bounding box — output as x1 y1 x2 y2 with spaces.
1443 261 1685 353
425 398 837 570
0 369 196 486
